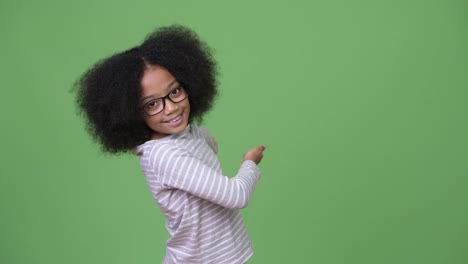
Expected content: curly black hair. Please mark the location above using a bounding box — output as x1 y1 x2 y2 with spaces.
75 25 218 153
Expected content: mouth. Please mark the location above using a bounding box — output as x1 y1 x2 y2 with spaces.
164 113 183 125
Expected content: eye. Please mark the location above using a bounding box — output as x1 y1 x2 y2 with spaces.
170 87 182 96
145 100 160 109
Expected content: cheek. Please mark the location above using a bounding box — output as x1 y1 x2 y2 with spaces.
143 115 160 129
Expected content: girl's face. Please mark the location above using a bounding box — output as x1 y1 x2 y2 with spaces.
140 65 190 139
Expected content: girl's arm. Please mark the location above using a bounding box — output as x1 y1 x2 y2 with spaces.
148 143 264 209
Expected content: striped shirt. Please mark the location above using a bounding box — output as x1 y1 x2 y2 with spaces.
135 125 261 264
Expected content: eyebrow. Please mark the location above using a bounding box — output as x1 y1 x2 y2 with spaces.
140 79 178 103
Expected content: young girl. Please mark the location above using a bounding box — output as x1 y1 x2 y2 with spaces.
75 25 266 264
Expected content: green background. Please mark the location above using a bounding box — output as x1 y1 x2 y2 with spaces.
1 0 467 263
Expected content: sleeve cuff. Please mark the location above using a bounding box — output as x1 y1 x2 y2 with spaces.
240 160 261 178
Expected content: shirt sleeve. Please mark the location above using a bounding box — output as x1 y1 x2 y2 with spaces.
198 126 218 154
148 143 261 209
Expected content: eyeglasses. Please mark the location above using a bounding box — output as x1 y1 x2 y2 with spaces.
140 87 189 116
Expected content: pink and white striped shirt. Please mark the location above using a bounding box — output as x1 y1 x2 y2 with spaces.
135 125 261 264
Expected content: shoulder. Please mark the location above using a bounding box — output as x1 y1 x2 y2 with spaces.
137 139 191 174
190 125 218 153
190 125 213 140
135 125 210 157
189 125 208 136
135 138 182 160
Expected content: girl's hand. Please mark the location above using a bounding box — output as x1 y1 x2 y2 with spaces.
243 145 266 165
211 137 218 151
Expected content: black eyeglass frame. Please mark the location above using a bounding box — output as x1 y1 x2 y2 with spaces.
140 88 189 116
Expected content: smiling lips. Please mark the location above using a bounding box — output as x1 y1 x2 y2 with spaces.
165 113 183 125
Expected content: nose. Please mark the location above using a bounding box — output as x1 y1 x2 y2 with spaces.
163 98 179 115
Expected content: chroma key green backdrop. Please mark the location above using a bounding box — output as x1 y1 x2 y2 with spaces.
1 0 467 263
